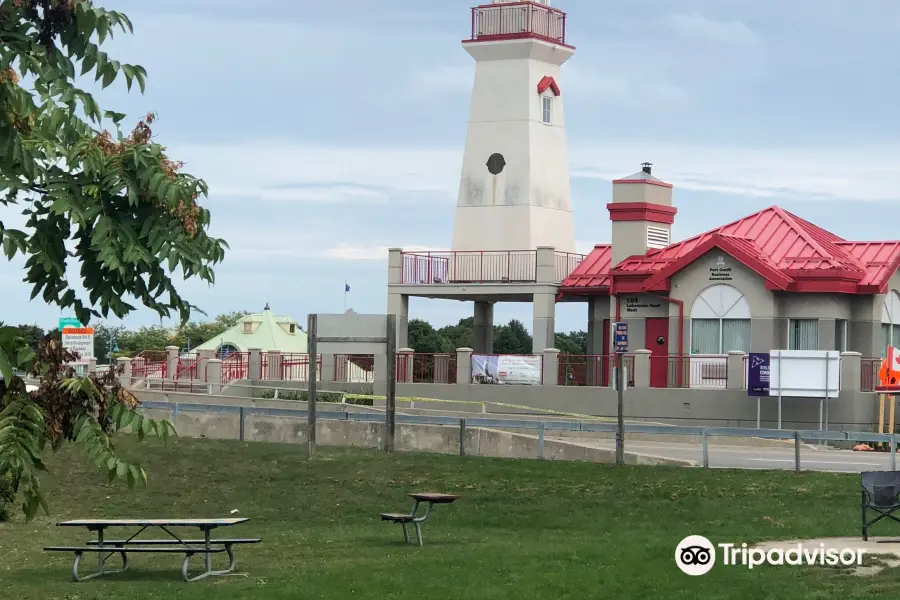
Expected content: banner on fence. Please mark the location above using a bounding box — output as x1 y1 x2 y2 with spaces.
471 354 542 385
747 352 770 397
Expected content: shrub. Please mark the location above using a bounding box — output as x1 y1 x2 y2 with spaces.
254 388 347 403
0 472 16 522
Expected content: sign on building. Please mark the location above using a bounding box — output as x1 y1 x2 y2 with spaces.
62 326 94 362
472 354 542 385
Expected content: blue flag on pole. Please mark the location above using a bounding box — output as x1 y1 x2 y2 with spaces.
345 283 350 292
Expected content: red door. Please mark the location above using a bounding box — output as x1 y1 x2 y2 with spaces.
645 318 670 388
601 319 610 386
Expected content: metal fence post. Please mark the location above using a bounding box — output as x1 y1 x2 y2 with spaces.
701 428 709 468
239 406 245 442
794 431 801 473
892 434 897 471
385 314 397 453
307 314 317 461
538 422 545 460
459 418 466 457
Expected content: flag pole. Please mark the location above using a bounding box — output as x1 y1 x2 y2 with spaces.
344 281 347 313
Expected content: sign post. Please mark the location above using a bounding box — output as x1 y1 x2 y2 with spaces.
614 322 628 465
747 353 770 428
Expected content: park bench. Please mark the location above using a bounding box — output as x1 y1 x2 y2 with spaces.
43 518 261 582
861 471 900 540
380 492 459 546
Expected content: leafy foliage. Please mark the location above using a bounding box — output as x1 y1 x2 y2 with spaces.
0 2 213 520
407 317 588 355
0 329 176 521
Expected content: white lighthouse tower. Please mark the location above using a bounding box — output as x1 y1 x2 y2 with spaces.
451 0 576 253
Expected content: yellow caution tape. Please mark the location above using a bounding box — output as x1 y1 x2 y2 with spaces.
341 393 613 422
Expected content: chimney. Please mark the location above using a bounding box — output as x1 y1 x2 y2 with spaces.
607 164 677 265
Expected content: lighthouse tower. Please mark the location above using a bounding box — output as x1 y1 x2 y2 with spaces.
451 0 576 253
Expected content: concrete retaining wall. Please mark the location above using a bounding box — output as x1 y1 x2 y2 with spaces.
140 403 695 467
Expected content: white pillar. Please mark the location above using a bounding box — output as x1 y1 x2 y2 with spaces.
726 351 746 389
207 359 222 394
248 348 262 380
117 357 131 388
541 348 559 386
456 348 473 385
840 351 862 392
398 348 415 383
632 349 651 388
165 346 179 380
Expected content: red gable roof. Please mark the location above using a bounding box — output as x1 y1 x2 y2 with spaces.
559 206 900 296
559 244 611 291
537 75 560 96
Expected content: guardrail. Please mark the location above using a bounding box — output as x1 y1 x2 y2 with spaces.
139 400 897 472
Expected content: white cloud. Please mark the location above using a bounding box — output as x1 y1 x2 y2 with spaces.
211 184 391 204
564 64 689 108
322 244 444 261
666 13 759 46
173 138 900 206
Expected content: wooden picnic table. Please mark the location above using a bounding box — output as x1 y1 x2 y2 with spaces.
44 518 261 582
380 493 459 546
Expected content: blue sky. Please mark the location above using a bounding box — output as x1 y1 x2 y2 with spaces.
6 0 900 334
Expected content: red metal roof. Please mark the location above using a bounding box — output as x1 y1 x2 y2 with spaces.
559 206 900 296
558 244 611 291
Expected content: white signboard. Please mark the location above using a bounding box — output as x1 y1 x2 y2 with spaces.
472 354 542 385
768 350 840 398
62 326 94 363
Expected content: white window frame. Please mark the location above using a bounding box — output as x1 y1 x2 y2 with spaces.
242 321 253 334
541 96 552 125
689 284 752 355
787 319 819 350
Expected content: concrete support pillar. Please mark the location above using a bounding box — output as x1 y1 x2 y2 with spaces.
473 301 494 354
533 292 556 354
535 246 556 284
398 348 415 383
586 297 605 355
840 351 862 392
632 349 651 388
165 346 179 380
267 350 283 380
388 247 403 284
456 348 473 384
320 354 336 382
197 349 214 382
542 348 559 386
207 359 222 394
116 357 131 387
387 292 409 350
248 348 262 380
726 351 746 389
434 353 451 384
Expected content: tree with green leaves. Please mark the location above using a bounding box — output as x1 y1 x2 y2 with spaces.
0 1 226 520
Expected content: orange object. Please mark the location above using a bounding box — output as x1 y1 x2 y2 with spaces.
854 443 873 452
879 346 900 387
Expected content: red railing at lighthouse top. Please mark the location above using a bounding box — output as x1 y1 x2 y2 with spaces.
468 2 569 47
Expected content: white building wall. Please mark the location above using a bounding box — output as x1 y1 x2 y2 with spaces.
452 38 575 253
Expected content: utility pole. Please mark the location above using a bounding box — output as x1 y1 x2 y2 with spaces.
614 322 628 466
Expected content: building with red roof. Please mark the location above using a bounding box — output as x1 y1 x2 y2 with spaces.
558 163 900 387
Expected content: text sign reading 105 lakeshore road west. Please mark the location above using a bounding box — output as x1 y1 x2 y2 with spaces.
62 326 94 362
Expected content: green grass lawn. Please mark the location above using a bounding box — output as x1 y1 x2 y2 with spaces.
2 437 900 599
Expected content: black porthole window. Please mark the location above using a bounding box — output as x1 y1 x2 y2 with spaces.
656 336 665 346
486 153 506 175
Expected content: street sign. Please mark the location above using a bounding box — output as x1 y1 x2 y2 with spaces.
614 322 628 354
62 326 94 362
58 317 81 331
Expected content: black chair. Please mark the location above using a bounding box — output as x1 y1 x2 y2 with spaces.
861 471 900 540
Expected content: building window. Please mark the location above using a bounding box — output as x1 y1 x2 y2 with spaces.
541 96 552 124
882 291 900 356
289 324 296 334
217 344 239 359
243 321 252 334
689 284 751 354
835 319 847 352
788 319 818 350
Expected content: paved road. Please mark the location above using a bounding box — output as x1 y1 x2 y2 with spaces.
557 438 895 472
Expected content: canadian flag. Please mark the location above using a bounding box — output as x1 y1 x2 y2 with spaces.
879 346 900 387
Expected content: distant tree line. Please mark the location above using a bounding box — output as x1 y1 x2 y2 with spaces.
1 312 248 363
408 318 587 355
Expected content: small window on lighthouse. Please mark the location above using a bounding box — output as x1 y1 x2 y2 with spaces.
541 96 552 125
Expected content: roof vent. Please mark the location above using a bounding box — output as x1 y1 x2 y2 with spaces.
641 162 653 175
264 302 270 311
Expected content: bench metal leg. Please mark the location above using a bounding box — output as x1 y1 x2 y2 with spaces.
72 550 128 582
402 523 409 544
413 522 423 547
181 546 238 582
